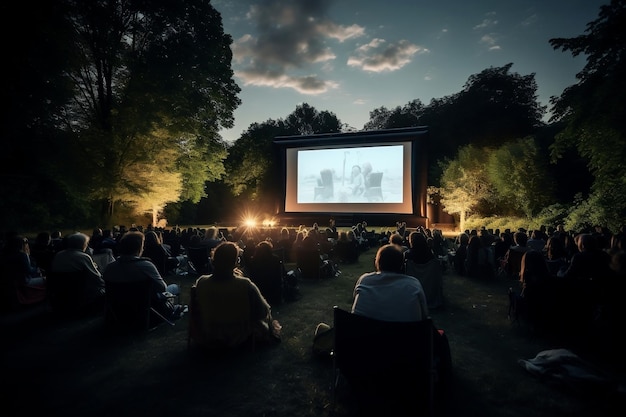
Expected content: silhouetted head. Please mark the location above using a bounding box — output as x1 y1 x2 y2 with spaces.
117 231 145 256
211 241 240 275
375 244 404 273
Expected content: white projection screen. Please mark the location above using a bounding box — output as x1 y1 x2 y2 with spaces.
273 127 429 217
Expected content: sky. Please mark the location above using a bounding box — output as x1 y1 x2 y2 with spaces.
212 0 608 144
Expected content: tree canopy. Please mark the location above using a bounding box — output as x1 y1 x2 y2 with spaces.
549 0 626 230
1 0 241 230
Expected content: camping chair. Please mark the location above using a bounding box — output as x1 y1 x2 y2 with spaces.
332 306 436 417
187 285 257 352
186 245 212 275
296 247 323 279
104 279 174 334
314 169 334 201
363 171 383 201
405 258 444 309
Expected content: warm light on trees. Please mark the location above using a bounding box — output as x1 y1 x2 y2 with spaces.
438 145 491 232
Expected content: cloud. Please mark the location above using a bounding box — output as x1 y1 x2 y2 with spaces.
480 34 501 51
235 68 339 95
347 38 426 72
521 14 538 27
232 0 365 92
473 12 498 30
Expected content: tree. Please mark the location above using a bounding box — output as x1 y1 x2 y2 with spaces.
549 0 626 230
486 138 554 218
60 0 240 225
283 103 342 135
438 145 492 232
363 100 424 130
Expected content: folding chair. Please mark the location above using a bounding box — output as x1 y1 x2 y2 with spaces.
187 285 256 352
186 245 213 275
296 247 323 279
104 279 174 334
405 258 444 309
332 306 436 417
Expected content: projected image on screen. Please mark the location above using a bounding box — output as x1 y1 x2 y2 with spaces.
297 145 403 204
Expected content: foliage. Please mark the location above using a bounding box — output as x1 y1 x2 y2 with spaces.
486 138 554 218
363 99 424 131
1 0 241 231
438 145 492 232
549 0 626 230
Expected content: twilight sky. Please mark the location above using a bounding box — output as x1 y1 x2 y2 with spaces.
212 0 608 143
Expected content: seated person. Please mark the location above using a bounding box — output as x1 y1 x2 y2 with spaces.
248 240 285 306
193 241 281 348
142 230 187 276
103 231 185 323
334 230 359 264
352 244 451 388
350 165 365 195
50 232 106 309
1 234 47 307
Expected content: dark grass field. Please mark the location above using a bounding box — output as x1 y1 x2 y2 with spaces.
2 246 625 417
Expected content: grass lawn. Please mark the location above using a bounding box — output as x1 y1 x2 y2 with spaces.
3 246 624 417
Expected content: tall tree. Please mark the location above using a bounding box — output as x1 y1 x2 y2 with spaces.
61 0 240 225
549 0 626 230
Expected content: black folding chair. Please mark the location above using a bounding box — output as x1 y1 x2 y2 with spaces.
104 279 174 334
332 306 436 416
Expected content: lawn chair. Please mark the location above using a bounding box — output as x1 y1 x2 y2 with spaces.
331 306 436 416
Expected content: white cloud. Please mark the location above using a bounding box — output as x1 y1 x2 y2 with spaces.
235 69 339 95
473 12 498 30
347 39 426 72
480 34 501 51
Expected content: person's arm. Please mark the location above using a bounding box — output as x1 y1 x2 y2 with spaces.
248 281 271 320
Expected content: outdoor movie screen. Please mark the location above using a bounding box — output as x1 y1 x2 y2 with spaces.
283 142 414 214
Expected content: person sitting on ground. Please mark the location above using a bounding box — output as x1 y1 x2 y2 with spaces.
103 231 185 323
50 232 106 309
193 241 281 348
